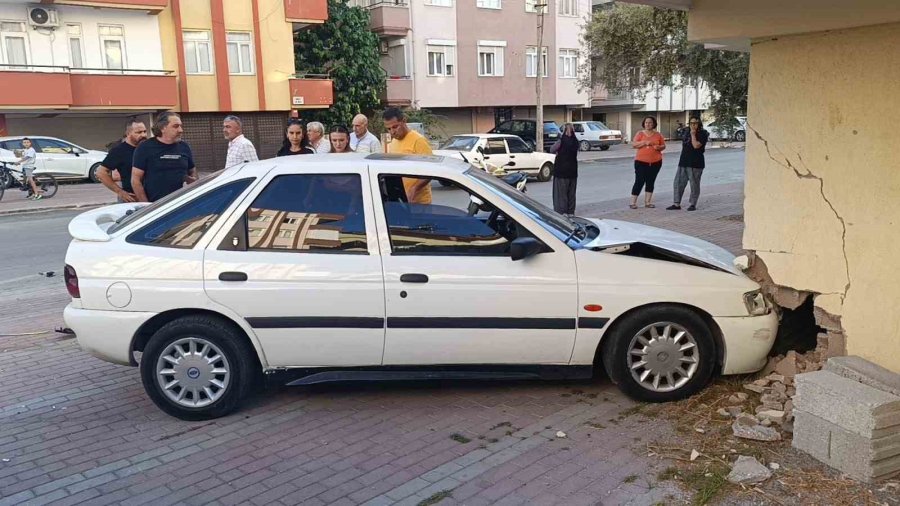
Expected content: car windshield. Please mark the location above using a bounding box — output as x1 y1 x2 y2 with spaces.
588 122 609 131
543 122 560 134
107 169 225 234
440 136 479 151
465 168 577 243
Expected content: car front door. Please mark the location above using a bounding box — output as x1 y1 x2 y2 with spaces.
371 170 578 365
33 138 87 177
204 166 386 367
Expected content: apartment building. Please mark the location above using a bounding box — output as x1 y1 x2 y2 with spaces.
0 0 176 150
358 0 592 138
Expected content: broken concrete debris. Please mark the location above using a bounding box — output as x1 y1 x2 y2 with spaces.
727 456 773 484
732 419 782 442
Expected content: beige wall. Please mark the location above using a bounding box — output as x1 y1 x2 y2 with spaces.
743 22 900 372
6 114 153 151
257 0 296 111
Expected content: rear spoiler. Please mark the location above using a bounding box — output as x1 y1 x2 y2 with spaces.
68 203 147 242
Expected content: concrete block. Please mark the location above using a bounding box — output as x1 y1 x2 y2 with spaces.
825 356 900 398
793 409 900 482
794 370 900 438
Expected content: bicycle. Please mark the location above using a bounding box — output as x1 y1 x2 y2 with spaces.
0 161 58 202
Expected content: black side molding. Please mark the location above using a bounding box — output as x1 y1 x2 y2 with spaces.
577 317 610 329
247 317 385 329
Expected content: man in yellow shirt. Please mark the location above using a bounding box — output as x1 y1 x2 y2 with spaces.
383 107 433 204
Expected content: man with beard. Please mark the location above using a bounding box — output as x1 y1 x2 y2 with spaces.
132 112 197 202
97 119 147 202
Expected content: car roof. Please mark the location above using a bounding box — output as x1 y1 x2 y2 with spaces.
501 118 558 123
0 135 61 142
447 133 520 139
230 153 471 178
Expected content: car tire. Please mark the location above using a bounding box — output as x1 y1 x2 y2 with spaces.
601 305 716 403
537 163 553 182
579 141 591 152
140 315 259 420
88 163 102 183
599 145 611 151
733 130 746 142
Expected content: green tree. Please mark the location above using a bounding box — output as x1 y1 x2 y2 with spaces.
293 0 385 126
580 3 749 134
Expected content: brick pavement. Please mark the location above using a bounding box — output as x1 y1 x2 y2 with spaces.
0 183 744 505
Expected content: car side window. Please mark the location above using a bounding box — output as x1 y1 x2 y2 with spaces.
34 139 72 154
511 121 528 134
242 174 368 253
484 139 507 155
507 137 530 154
3 139 24 150
496 121 512 133
379 174 527 256
127 178 254 249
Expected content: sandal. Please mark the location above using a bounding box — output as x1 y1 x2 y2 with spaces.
629 204 638 209
645 203 655 208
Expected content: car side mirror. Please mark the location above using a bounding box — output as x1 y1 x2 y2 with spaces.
510 237 544 261
476 146 485 155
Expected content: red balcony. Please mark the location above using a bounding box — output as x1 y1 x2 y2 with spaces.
369 1 411 38
288 76 334 108
285 0 328 24
45 0 168 13
0 66 177 110
380 77 412 107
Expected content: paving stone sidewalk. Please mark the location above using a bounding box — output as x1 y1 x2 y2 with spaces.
0 184 744 506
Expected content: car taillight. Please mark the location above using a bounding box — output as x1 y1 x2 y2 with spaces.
64 264 80 299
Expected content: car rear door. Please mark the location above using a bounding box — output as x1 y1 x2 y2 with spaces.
482 138 510 170
203 164 386 367
506 136 538 171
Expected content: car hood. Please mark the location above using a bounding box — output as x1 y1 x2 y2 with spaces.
583 219 741 275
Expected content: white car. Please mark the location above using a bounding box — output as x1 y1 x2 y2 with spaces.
707 116 748 142
63 154 777 420
435 134 555 182
0 136 107 182
571 121 624 152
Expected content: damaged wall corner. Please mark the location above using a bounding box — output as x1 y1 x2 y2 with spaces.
743 252 813 311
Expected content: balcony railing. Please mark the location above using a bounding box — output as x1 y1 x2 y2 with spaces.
288 74 334 108
381 77 412 107
285 0 328 25
45 0 167 12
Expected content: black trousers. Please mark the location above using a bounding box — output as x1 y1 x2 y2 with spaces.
553 176 577 215
632 160 663 195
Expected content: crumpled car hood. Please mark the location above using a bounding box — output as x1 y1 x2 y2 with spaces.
583 219 741 275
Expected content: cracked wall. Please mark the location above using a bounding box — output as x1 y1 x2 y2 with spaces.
743 22 900 372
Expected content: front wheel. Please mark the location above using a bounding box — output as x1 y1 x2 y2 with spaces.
579 140 591 152
140 315 259 420
35 175 58 199
601 305 716 402
599 145 611 151
537 163 553 182
733 130 746 142
89 163 102 183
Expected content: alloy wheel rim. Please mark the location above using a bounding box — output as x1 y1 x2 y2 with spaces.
156 337 230 408
626 322 699 392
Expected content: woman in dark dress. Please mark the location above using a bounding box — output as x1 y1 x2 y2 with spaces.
276 119 315 156
552 123 579 215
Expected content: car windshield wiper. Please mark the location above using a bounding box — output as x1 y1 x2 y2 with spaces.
563 219 587 245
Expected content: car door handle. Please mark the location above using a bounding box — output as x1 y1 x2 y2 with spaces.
400 273 429 283
218 271 248 282
483 156 490 160
509 155 516 158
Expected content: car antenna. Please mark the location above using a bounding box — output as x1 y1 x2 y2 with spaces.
459 152 469 164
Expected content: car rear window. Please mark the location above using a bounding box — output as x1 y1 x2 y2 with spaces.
543 122 560 134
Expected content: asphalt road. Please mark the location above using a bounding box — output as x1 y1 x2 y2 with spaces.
0 149 745 288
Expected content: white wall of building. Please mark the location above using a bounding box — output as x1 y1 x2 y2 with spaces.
410 0 459 108
0 4 164 72
554 0 591 107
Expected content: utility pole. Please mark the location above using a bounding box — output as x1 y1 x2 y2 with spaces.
535 2 547 152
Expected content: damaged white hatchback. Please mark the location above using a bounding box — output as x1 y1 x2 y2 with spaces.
63 154 777 420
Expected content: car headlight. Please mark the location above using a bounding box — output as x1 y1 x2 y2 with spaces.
743 290 770 316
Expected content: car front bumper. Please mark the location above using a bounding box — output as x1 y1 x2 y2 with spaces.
715 311 779 375
64 304 156 366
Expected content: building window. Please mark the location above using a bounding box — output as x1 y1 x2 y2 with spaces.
0 21 29 69
525 0 547 13
98 25 126 70
476 0 501 9
477 42 504 77
183 31 213 74
425 0 452 6
559 0 578 16
559 48 578 78
66 24 84 69
525 46 548 78
226 32 254 75
426 43 455 77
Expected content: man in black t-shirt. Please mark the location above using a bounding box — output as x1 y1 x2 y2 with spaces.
98 119 147 203
668 115 710 211
132 112 197 203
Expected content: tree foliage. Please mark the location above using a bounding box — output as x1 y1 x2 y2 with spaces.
293 0 385 127
580 3 749 132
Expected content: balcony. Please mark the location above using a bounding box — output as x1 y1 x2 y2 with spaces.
44 0 168 12
288 76 334 109
381 77 412 107
591 84 642 108
0 66 177 110
367 0 411 38
285 0 328 26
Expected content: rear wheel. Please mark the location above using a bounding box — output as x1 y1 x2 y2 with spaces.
599 145 611 151
89 163 102 183
579 141 591 152
602 305 716 402
140 315 259 420
537 163 553 182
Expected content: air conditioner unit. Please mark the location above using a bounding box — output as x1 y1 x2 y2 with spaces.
28 7 60 29
379 41 389 55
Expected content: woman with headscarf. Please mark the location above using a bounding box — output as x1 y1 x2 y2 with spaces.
551 123 580 215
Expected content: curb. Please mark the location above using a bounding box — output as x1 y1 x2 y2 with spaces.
0 202 112 217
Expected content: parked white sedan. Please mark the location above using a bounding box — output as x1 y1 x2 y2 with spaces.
63 154 776 420
571 121 624 151
0 136 107 182
435 134 556 181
